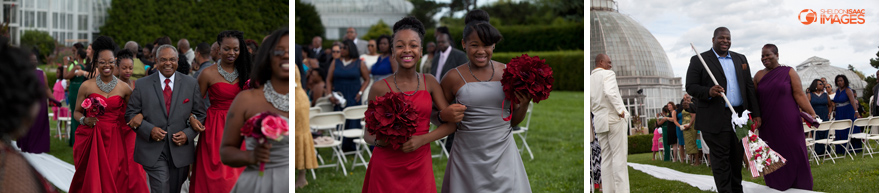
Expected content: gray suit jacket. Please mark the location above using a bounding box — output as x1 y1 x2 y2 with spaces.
355 39 368 56
126 72 206 168
430 47 468 80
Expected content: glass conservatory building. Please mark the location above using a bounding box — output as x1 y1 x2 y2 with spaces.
590 0 683 128
796 56 868 95
301 0 413 40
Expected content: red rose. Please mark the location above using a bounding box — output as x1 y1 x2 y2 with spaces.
749 134 758 142
364 92 419 150
502 54 554 105
184 98 190 104
81 98 92 109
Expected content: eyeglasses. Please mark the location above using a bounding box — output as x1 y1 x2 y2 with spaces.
273 50 288 56
332 50 341 53
97 60 115 66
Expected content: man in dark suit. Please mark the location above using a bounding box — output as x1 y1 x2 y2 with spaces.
126 45 206 193
685 27 761 193
872 71 878 116
431 26 468 82
431 26 469 152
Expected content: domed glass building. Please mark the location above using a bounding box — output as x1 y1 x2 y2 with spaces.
796 56 868 95
590 0 683 127
302 0 414 40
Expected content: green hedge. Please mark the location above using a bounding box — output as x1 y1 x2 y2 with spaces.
647 118 657 133
492 51 584 91
424 23 584 52
628 134 654 154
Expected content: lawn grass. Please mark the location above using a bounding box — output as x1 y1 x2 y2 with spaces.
623 150 879 193
298 91 585 192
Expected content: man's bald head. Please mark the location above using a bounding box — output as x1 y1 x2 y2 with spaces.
177 39 190 52
595 54 612 70
210 41 220 60
124 41 139 53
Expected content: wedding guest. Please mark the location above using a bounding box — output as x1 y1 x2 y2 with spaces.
0 36 59 193
124 41 147 80
114 49 150 193
345 27 369 55
190 30 252 193
439 10 531 192
420 41 435 73
221 28 291 193
70 36 135 192
64 49 90 147
831 74 861 154
370 35 394 81
591 53 627 193
192 42 215 79
292 41 318 188
432 25 469 151
178 39 195 66
361 39 380 70
807 79 833 121
685 27 762 193
362 16 461 193
590 114 602 191
681 99 700 166
657 102 682 162
326 40 370 152
753 44 815 190
16 50 51 154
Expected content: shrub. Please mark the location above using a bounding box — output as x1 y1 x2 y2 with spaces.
492 51 584 91
628 134 654 154
647 118 657 133
424 23 583 53
20 30 56 62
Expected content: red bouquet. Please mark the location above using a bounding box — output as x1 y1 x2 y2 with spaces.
501 54 554 120
240 111 289 176
364 92 419 150
81 96 107 119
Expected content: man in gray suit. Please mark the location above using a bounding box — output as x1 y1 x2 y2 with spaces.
346 27 369 56
431 26 469 152
431 26 469 82
126 44 206 193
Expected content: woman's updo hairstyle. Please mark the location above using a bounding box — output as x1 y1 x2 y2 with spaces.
89 36 118 78
463 9 502 45
391 16 426 42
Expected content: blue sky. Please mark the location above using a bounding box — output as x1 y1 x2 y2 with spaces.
612 0 879 79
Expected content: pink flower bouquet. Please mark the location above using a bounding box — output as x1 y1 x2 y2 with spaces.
240 111 289 176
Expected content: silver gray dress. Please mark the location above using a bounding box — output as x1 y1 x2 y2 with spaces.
441 69 532 193
230 116 290 193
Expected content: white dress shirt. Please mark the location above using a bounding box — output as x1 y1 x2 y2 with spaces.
160 73 176 91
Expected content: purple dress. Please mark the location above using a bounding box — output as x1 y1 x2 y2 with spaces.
756 66 812 190
17 68 51 153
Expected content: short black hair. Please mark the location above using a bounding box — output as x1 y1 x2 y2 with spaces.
116 49 134 66
90 36 118 79
376 35 392 53
154 36 172 46
250 28 289 88
713 27 730 38
341 39 360 59
196 42 211 56
0 36 44 137
463 9 503 46
77 49 87 60
763 44 778 55
392 16 426 41
177 53 190 74
835 74 850 89
217 30 252 89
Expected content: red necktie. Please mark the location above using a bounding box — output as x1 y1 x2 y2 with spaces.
164 79 172 116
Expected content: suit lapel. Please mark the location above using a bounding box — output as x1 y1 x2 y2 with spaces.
152 74 168 116
704 49 727 88
169 72 183 118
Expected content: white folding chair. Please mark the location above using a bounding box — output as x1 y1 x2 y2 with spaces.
309 107 321 117
512 102 535 160
334 105 370 170
804 123 820 165
816 120 855 163
309 112 348 178
851 118 873 157
865 117 880 158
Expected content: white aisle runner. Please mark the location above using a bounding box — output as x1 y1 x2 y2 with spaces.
627 162 820 193
11 141 74 192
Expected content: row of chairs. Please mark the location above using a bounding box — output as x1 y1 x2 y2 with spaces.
804 116 880 164
307 101 537 178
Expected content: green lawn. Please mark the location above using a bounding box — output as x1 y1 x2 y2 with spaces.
298 91 586 192
621 150 879 193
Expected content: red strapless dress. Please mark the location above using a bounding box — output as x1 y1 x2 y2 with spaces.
362 75 436 193
70 93 126 193
189 82 246 193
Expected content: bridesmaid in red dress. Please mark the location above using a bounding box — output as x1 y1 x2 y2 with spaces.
116 50 149 193
190 30 252 193
70 36 132 193
361 16 464 193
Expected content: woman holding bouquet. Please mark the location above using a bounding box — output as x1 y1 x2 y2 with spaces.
190 30 252 193
753 44 815 190
438 9 532 192
361 16 463 193
220 28 290 193
70 36 134 193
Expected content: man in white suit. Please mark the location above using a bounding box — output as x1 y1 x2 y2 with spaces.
590 53 629 193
